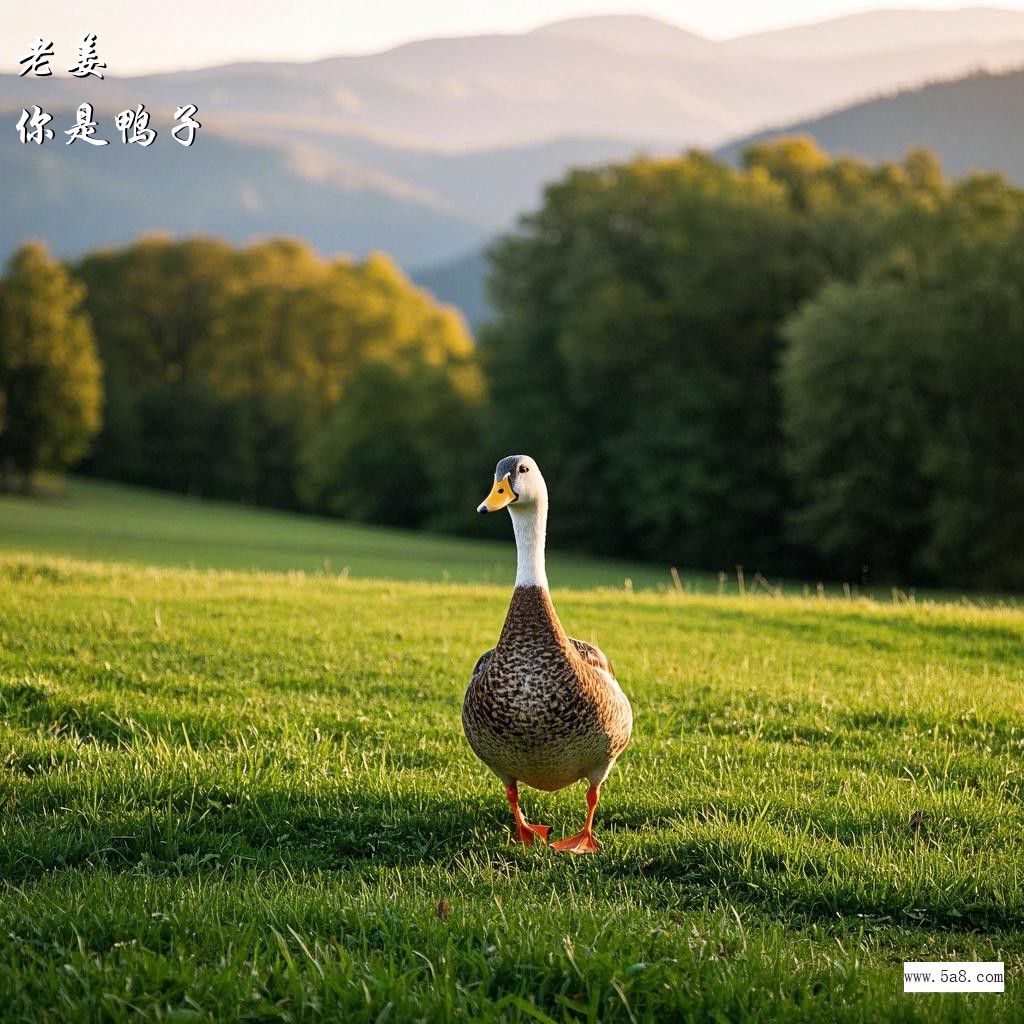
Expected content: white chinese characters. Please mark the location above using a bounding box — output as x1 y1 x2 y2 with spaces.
17 104 200 147
172 105 202 148
19 34 105 79
115 104 157 146
68 33 107 79
18 38 55 78
14 34 201 149
16 106 54 145
65 103 108 146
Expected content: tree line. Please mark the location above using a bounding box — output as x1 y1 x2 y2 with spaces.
480 139 1023 590
0 236 483 527
1 139 1021 588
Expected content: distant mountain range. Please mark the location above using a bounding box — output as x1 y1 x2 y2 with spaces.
4 8 1024 320
413 248 491 327
0 116 641 270
718 67 1024 184
431 65 1024 325
6 9 1024 149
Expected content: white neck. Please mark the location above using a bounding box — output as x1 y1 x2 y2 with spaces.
509 499 548 589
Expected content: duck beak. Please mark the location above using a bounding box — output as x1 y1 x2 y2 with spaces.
477 473 517 514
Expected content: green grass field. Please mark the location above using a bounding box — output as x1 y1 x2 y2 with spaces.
1 483 1022 1021
0 479 712 593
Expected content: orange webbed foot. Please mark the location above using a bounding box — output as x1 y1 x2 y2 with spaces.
552 783 602 854
512 822 551 846
552 830 599 854
505 784 551 846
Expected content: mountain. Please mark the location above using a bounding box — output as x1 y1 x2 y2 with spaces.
6 10 1024 151
531 14 721 57
413 248 491 327
0 109 485 268
0 104 643 267
7 10 1024 322
717 67 1024 186
425 61 1024 326
727 6 1024 59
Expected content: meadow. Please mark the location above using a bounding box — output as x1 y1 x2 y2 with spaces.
0 479 708 592
0 482 1022 1022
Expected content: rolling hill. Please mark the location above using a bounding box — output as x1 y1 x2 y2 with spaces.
0 107 643 267
717 66 1024 186
726 5 1024 59
412 248 491 326
423 62 1024 324
0 115 487 269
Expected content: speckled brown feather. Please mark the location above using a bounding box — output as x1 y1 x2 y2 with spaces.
462 586 632 792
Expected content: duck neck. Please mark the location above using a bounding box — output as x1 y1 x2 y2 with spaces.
509 499 548 590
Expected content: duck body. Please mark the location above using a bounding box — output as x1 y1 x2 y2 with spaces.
463 585 632 793
462 454 632 852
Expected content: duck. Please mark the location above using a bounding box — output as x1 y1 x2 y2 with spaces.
462 454 633 854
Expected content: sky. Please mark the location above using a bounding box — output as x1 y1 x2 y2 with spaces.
8 1 1024 74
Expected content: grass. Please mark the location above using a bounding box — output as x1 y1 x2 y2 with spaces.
0 541 1022 1022
1 481 1022 1020
0 478 713 592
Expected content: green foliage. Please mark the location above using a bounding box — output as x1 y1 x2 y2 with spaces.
10 139 1018 589
73 234 243 490
781 175 1024 588
74 237 481 522
482 141 946 573
779 279 937 580
920 231 1024 587
0 553 1022 1021
297 358 480 528
136 381 255 498
0 242 102 488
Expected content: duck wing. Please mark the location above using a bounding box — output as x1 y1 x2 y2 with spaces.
568 637 615 679
470 647 495 682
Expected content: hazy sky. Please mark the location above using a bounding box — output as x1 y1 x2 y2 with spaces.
9 1 1024 74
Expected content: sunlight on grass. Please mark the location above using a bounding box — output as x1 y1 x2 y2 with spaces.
0 478 717 593
0 553 1021 1021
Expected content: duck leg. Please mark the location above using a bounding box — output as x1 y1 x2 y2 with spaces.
505 783 550 845
552 784 601 854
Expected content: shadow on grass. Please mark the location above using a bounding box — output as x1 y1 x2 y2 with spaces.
1 778 1019 937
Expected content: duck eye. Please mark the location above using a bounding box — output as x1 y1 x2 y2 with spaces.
518 466 529 474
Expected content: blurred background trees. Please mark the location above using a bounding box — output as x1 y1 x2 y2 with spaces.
481 141 947 574
0 242 102 491
73 237 482 525
782 175 1024 588
1 140 1021 588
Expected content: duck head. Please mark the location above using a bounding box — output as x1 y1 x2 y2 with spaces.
477 454 547 514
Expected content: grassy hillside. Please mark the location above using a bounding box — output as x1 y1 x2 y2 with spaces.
0 479 707 592
0 553 1021 1021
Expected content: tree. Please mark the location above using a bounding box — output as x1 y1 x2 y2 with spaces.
75 235 241 485
73 236 482 516
916 227 1024 588
297 357 480 528
0 242 102 490
780 174 1024 587
779 278 937 581
480 142 946 572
